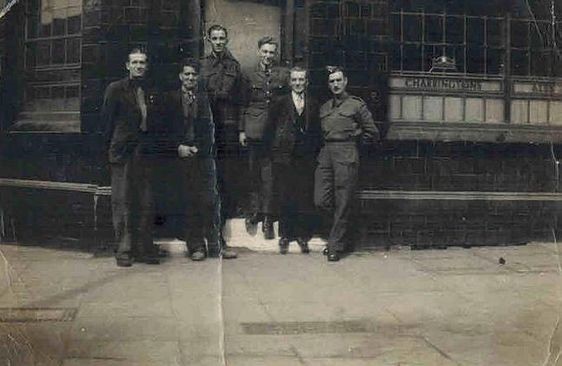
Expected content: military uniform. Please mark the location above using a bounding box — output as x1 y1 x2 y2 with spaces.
241 64 290 219
201 50 245 236
314 92 379 254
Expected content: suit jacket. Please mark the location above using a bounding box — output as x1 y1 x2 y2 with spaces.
266 93 322 164
240 64 290 140
158 86 214 159
102 78 161 164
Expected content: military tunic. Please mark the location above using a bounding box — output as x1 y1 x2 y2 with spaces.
314 92 379 253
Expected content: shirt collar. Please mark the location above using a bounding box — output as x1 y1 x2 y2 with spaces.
292 91 304 100
332 92 349 108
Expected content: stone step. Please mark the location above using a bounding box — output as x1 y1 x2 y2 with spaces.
156 218 327 254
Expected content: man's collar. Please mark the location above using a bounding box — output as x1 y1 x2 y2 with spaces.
332 92 349 107
127 77 146 89
210 49 233 61
292 91 305 99
181 86 196 95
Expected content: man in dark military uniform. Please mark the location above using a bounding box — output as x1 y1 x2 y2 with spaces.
200 24 242 259
314 66 379 262
240 36 289 239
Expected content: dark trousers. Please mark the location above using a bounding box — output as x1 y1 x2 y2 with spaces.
247 140 274 217
314 142 359 252
215 124 244 223
110 147 156 259
180 157 220 254
274 158 316 240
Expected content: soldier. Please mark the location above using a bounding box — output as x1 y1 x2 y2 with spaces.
102 48 160 267
314 66 379 262
240 36 290 239
200 24 242 259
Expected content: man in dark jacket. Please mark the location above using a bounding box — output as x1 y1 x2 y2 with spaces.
102 48 160 267
162 58 220 261
240 36 290 239
267 66 321 254
200 24 241 259
315 66 379 262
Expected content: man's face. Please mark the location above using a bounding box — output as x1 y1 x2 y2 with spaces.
209 29 228 54
328 71 347 96
126 52 148 79
179 65 199 90
258 43 277 67
290 70 307 94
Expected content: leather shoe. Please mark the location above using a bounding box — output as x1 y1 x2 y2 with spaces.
263 216 275 240
279 238 290 255
191 250 206 261
222 246 238 259
327 252 340 262
322 247 329 256
245 215 258 236
296 238 310 254
116 255 133 267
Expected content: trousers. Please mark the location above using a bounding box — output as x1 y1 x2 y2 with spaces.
274 158 316 240
247 140 274 216
110 146 156 259
314 142 359 252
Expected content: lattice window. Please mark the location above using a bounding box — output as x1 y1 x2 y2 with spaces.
16 0 82 132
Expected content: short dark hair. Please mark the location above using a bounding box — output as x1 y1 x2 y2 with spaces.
207 24 228 38
257 36 278 49
326 65 345 78
179 58 200 73
128 47 148 62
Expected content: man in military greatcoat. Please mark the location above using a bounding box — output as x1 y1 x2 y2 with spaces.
314 66 379 262
240 36 290 240
200 24 242 259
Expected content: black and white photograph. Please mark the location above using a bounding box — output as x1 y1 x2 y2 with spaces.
0 0 562 364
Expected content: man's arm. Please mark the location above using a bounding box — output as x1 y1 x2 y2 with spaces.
357 102 380 145
101 83 118 152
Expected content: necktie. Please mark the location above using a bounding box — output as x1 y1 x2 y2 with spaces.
136 86 147 131
295 94 304 115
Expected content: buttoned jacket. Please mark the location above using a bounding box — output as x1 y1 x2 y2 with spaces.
240 64 290 140
201 50 244 126
266 93 321 164
102 77 161 164
319 92 379 145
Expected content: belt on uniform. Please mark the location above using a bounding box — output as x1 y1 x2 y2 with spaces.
324 139 357 143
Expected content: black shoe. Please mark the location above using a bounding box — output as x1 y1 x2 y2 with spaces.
327 252 340 262
279 238 290 255
222 246 238 259
263 216 275 240
322 247 329 256
245 215 259 236
191 250 206 261
296 238 310 254
116 255 133 267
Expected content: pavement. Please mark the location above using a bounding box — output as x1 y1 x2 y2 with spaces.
0 221 562 365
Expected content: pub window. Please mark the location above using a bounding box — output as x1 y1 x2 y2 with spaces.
12 0 82 132
391 1 562 77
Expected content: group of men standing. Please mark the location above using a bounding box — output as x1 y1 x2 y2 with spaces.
102 25 379 267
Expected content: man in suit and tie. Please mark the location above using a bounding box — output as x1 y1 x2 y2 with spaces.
267 66 321 254
102 47 160 267
240 36 290 240
162 58 219 261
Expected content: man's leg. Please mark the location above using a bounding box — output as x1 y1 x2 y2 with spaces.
329 143 359 255
245 141 261 234
274 162 291 253
314 146 334 242
136 157 158 264
178 160 206 260
110 161 133 266
260 149 275 240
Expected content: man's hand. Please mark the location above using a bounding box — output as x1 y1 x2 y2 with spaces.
239 132 247 147
178 144 198 158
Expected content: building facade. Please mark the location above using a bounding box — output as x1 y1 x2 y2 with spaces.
0 0 560 247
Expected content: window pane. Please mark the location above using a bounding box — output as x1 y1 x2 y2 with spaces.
446 16 464 44
403 15 422 42
467 46 484 73
511 49 530 75
466 18 484 45
486 18 503 47
36 41 51 66
425 16 443 43
52 39 66 64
